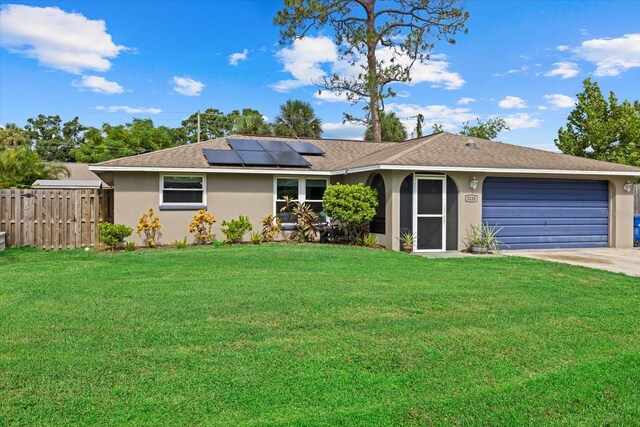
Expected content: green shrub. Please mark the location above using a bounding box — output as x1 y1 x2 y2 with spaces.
210 238 225 247
221 215 253 243
98 222 133 250
363 234 377 248
124 241 136 252
322 183 378 243
173 237 188 249
250 231 264 245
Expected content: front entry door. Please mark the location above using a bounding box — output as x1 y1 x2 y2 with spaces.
414 175 446 252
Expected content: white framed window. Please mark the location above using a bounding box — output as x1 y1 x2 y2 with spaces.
274 177 328 225
159 174 206 209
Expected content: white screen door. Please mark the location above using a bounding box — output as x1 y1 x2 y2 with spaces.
413 175 446 251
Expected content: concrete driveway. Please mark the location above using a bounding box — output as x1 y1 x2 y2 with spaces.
504 248 640 277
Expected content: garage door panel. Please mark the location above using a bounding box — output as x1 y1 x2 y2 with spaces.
483 189 608 202
505 241 608 250
483 217 609 226
493 224 609 237
483 199 609 208
482 178 609 250
483 207 608 219
482 177 607 188
501 235 608 244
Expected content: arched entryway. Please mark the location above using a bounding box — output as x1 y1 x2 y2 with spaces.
368 173 386 234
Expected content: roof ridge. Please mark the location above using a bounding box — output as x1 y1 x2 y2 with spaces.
383 132 446 164
337 132 442 171
480 136 640 169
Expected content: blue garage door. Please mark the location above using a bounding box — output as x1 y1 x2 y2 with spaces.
482 178 609 249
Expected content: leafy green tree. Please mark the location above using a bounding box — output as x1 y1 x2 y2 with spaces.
555 78 640 167
23 115 86 161
72 119 176 163
275 0 468 142
274 100 323 138
0 124 29 149
364 111 407 142
178 109 235 144
459 117 509 140
0 147 69 188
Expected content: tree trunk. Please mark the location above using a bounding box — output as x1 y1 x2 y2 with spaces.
365 0 382 142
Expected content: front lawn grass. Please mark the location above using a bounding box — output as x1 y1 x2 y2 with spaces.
1 244 639 425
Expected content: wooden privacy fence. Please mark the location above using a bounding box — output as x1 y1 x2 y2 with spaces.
0 189 113 249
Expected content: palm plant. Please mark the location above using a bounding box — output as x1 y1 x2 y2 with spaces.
364 111 407 142
234 114 271 136
0 123 29 148
0 147 69 188
274 100 323 138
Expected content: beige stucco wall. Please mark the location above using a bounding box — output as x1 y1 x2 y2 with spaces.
339 170 636 250
114 170 636 249
452 173 636 249
114 172 275 244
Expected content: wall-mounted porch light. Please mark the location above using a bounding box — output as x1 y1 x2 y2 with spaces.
623 180 633 192
469 177 479 191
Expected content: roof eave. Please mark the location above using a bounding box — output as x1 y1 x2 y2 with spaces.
89 164 640 177
343 164 640 177
89 165 334 176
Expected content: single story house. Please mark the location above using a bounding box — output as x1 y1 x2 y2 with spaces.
90 132 640 252
33 162 111 189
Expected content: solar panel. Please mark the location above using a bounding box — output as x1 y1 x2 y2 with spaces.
203 149 243 165
271 151 312 167
227 139 263 151
286 141 325 155
236 150 277 166
257 140 295 152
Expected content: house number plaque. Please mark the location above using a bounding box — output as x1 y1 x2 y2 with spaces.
465 194 478 203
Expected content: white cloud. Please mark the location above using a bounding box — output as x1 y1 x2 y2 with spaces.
574 33 640 76
543 94 575 109
398 53 465 89
556 45 570 51
228 48 248 66
387 103 477 132
72 75 124 94
96 105 161 114
271 36 465 93
172 76 205 96
504 113 541 130
313 90 350 103
544 61 580 79
498 96 528 109
457 97 475 105
0 4 126 73
322 122 367 140
492 65 529 77
271 36 337 92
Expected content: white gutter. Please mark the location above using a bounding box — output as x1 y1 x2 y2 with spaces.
339 164 640 177
89 165 334 176
89 164 640 177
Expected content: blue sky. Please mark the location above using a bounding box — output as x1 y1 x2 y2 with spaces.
1 0 639 151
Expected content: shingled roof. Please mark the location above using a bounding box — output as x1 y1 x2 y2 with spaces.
91 132 640 175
